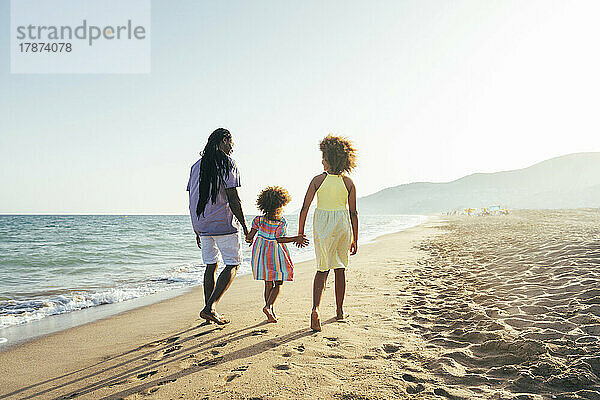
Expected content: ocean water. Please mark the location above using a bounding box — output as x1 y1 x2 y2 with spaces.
0 214 425 332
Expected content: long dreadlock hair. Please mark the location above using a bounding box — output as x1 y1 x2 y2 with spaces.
196 128 233 218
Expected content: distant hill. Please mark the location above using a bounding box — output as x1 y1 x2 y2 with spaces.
358 152 600 215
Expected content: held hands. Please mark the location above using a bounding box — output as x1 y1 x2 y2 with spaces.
350 240 358 255
294 234 309 248
245 233 254 246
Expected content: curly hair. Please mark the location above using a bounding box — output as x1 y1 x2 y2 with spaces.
256 186 291 220
319 135 357 175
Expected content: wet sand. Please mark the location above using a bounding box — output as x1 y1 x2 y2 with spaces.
1 210 599 399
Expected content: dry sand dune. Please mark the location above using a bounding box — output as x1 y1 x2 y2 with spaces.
1 210 599 399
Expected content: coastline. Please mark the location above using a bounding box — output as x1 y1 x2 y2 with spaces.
0 214 427 351
0 217 439 399
0 214 426 339
0 287 194 351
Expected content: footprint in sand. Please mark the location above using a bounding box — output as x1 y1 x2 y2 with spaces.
225 365 249 381
251 329 268 336
137 370 158 380
282 351 293 357
146 336 180 348
108 379 129 388
406 383 425 394
274 364 291 370
294 344 305 353
195 356 223 367
433 387 461 399
211 350 220 355
163 345 183 356
226 374 241 382
156 379 177 386
401 373 419 383
382 343 401 353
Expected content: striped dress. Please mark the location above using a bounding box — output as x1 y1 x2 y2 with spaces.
251 216 294 281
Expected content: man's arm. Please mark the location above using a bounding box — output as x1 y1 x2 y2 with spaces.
225 187 249 236
245 228 257 245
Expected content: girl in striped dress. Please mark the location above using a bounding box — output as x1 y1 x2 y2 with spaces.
297 135 358 331
246 186 308 323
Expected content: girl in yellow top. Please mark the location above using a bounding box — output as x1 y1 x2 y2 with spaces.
297 135 358 332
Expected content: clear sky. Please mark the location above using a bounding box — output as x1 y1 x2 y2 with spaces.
1 0 599 214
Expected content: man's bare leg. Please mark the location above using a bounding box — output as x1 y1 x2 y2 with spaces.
200 263 218 325
203 263 217 306
200 264 239 325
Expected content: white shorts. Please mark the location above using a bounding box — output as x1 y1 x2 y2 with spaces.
200 232 242 265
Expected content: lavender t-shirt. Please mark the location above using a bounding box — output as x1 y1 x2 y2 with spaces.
187 156 241 236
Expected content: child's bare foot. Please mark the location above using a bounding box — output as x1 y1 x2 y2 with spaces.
263 306 277 323
311 310 322 332
271 306 278 320
336 309 346 321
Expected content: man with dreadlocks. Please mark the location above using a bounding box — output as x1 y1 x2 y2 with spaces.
187 128 249 325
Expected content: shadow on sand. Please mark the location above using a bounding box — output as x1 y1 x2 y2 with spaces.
1 318 335 399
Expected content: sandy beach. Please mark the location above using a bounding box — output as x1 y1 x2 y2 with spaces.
1 210 599 399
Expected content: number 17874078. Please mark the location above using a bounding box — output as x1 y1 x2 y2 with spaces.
19 42 72 52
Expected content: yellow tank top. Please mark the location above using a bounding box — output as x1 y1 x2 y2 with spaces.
316 174 348 211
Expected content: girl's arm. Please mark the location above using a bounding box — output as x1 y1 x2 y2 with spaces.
246 216 261 245
297 176 319 237
344 176 359 255
277 235 309 245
